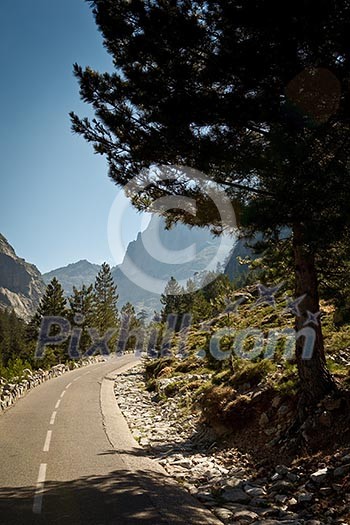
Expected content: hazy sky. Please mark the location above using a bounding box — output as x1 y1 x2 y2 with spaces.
0 0 149 273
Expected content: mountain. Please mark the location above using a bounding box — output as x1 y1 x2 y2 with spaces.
112 216 234 314
224 237 255 284
44 216 234 315
43 260 100 296
224 230 290 284
0 234 46 321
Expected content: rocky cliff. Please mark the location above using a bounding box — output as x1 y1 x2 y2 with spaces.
112 216 233 313
0 234 46 321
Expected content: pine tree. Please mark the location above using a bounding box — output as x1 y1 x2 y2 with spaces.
71 0 350 402
118 302 142 353
182 279 209 324
27 278 68 363
0 310 28 372
28 277 67 336
92 263 119 335
38 278 67 318
160 277 183 321
137 309 148 326
69 284 95 353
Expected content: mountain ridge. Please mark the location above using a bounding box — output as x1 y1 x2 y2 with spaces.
44 216 234 313
0 234 46 321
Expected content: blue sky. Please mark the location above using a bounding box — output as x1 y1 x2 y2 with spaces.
0 0 148 273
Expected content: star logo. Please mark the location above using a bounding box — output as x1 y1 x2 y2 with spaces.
200 318 215 333
303 310 321 327
224 296 246 313
253 283 283 308
284 294 307 316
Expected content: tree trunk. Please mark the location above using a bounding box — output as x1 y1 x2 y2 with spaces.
292 223 336 405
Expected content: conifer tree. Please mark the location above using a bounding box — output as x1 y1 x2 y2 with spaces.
92 263 119 335
28 278 67 336
69 284 95 353
38 278 67 318
0 310 28 371
118 301 142 353
27 278 68 363
160 277 189 332
71 0 350 402
137 309 148 326
160 277 183 319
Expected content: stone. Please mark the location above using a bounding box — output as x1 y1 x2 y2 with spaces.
333 463 350 478
332 483 343 492
340 453 350 464
271 473 280 482
233 509 259 523
250 497 269 508
319 487 333 496
298 493 313 503
310 468 328 483
275 494 288 504
245 486 267 498
172 458 192 469
213 507 233 520
221 488 251 504
271 480 293 493
250 521 296 525
275 465 289 476
223 477 244 489
286 472 299 482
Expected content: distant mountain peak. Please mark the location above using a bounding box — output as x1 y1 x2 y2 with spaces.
42 216 235 313
43 260 101 296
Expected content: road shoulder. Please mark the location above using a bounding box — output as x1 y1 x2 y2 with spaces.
100 361 223 525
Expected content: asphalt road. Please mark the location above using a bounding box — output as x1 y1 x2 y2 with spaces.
0 357 221 525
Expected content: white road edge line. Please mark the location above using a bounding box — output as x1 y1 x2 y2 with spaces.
33 463 47 514
50 411 57 425
43 430 52 452
60 390 66 398
55 399 61 409
65 382 72 389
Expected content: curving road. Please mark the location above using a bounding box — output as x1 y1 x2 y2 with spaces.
0 356 221 525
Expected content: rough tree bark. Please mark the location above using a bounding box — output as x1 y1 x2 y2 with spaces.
292 223 337 405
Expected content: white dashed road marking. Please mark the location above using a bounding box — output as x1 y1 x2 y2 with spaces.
60 390 66 399
55 400 61 409
33 463 47 514
49 411 57 425
65 382 72 389
43 430 52 452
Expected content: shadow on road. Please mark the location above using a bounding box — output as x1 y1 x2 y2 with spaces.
0 467 215 525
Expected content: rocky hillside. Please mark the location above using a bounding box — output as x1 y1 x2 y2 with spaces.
43 259 100 296
0 234 45 321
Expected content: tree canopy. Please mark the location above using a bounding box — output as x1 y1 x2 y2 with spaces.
71 0 350 402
